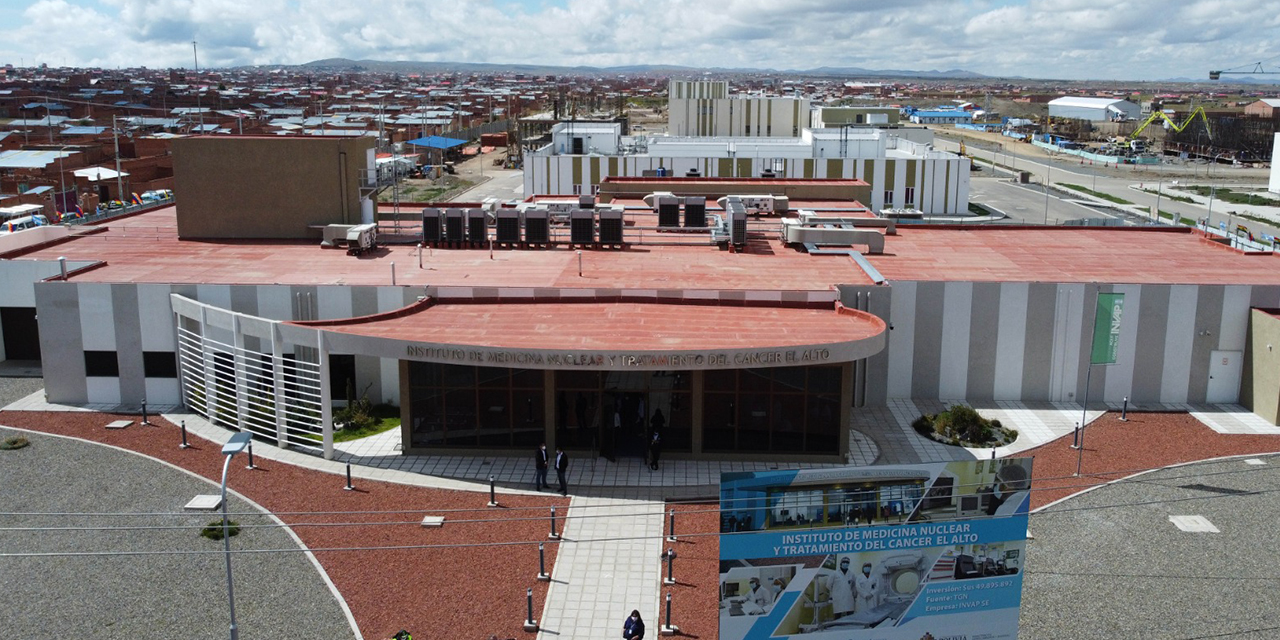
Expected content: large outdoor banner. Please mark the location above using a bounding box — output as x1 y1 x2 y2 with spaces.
718 459 1032 640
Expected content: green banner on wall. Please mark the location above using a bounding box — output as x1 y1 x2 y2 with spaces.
1090 292 1125 365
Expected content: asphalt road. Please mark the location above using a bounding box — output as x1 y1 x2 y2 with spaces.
937 136 1280 240
1020 454 1280 639
968 171 1132 225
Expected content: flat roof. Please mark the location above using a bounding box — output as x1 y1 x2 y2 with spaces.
15 209 1280 288
303 300 886 356
867 226 1280 285
19 208 874 289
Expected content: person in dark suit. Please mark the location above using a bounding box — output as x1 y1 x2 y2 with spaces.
623 610 645 640
534 442 550 491
555 447 569 495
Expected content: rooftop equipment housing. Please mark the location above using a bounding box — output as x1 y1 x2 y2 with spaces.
569 208 595 246
684 196 706 228
657 195 681 228
525 208 551 246
422 207 442 244
467 208 488 246
495 209 521 245
444 208 465 245
598 208 624 247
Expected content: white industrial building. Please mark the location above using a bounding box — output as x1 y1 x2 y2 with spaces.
1271 133 1280 195
668 80 811 138
1047 97 1141 122
524 122 971 214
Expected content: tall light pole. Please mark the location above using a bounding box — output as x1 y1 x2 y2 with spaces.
112 115 124 202
1043 163 1052 225
193 40 204 132
57 146 68 217
219 432 252 640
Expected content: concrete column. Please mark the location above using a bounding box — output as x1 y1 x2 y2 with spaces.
232 314 248 433
544 370 557 451
199 305 218 422
271 324 288 447
399 359 412 453
691 370 705 455
839 361 855 460
318 329 334 460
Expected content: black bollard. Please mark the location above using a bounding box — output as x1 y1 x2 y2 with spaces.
549 507 559 539
522 587 538 631
179 420 190 449
344 463 354 491
140 399 149 426
664 548 676 585
246 443 256 470
1121 396 1129 421
664 591 675 633
488 474 498 507
667 508 677 542
537 543 549 581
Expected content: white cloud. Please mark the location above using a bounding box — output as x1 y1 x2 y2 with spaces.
0 0 1278 80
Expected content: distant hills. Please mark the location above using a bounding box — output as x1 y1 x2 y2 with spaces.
298 58 990 80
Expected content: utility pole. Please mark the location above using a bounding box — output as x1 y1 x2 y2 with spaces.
113 115 124 201
193 40 204 132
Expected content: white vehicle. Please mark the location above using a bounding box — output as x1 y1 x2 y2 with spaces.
140 189 174 203
0 214 50 235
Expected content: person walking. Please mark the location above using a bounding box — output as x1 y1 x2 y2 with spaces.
647 429 662 471
554 447 570 496
533 442 550 491
622 609 645 640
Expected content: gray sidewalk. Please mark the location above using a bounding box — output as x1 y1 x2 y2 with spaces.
537 496 665 640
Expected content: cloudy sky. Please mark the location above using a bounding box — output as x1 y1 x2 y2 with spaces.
0 0 1277 80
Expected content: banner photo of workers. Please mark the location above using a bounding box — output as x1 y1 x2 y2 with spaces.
718 459 1032 640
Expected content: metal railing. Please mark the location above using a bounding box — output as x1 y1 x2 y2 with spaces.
177 325 325 454
61 196 175 226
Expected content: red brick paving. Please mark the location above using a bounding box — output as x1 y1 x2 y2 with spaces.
1023 411 1280 509
0 411 568 640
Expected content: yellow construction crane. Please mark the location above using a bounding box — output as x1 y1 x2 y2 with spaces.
1129 106 1212 140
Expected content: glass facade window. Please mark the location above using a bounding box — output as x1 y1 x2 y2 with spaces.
702 365 843 455
553 370 692 455
408 362 545 449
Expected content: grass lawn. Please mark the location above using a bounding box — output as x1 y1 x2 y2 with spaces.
1184 186 1280 207
301 404 401 443
1059 183 1134 205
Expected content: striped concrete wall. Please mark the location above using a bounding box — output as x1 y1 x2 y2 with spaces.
35 281 420 407
527 155 970 214
34 277 1280 410
875 281 1280 405
667 96 810 138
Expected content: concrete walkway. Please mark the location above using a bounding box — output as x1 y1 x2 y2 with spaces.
537 496 665 640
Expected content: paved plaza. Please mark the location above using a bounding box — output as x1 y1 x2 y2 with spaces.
6 386 1279 640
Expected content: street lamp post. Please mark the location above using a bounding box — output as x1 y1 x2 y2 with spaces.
1043 163 1052 225
219 432 253 640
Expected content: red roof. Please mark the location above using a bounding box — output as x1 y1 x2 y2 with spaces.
15 208 1280 288
300 299 886 353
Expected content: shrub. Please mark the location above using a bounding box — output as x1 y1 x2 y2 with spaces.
333 382 377 431
912 405 1017 448
911 415 933 435
201 520 241 540
0 436 31 450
